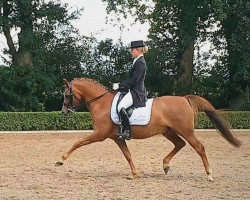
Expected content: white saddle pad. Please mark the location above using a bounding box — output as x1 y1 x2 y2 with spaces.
111 92 154 125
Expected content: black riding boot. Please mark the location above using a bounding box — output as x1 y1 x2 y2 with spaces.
118 108 131 140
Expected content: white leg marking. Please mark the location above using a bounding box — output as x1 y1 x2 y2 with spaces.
207 169 214 182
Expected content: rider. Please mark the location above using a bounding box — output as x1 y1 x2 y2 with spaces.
112 40 148 140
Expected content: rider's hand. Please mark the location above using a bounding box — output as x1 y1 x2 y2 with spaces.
112 83 119 90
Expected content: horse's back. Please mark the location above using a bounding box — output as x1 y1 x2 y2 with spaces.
152 95 192 113
150 95 195 129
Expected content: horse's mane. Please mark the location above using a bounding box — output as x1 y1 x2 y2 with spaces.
73 77 108 90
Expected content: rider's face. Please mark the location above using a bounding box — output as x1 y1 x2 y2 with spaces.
130 48 140 58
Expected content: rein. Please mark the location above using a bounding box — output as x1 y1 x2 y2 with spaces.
85 91 110 106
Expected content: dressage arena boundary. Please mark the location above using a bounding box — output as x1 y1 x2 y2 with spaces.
0 129 249 134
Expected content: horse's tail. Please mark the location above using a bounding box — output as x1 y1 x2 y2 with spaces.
184 95 242 148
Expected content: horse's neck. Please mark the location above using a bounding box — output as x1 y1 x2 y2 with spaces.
76 79 107 102
76 79 113 119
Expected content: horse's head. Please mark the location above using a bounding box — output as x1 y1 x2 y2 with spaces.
62 78 82 116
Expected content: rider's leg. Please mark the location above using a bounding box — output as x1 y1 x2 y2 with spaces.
117 91 133 140
117 91 133 112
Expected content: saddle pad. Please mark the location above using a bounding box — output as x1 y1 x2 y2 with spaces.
111 92 154 125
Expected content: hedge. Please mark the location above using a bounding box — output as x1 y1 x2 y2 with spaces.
0 111 249 131
195 111 250 129
0 112 92 131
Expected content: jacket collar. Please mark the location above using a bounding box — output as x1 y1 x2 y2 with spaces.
132 55 143 65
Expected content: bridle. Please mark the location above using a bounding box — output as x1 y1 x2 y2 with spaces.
63 81 110 112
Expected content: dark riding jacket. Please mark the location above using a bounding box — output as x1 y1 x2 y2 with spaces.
119 56 147 108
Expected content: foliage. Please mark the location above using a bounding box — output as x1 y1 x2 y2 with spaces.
102 0 213 95
0 111 249 131
0 66 46 111
195 111 250 129
0 34 94 111
0 0 82 66
194 0 250 109
102 0 250 110
86 39 132 87
0 0 249 111
0 1 95 111
34 33 94 111
0 112 93 131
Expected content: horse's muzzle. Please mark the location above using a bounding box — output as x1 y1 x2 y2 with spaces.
61 105 69 116
62 105 75 116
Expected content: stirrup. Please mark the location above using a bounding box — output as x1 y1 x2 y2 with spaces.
118 125 131 140
118 130 131 140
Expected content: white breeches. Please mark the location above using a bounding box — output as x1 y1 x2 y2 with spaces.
117 91 133 112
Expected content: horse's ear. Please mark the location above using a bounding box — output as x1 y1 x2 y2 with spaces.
63 78 69 88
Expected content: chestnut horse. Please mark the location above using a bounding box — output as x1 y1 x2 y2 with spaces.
56 78 241 181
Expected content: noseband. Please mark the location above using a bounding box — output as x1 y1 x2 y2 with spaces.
64 81 110 112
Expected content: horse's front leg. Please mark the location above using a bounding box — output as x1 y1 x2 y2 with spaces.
55 132 105 166
113 139 138 179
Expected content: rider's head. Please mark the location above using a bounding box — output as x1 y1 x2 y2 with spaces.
130 40 148 58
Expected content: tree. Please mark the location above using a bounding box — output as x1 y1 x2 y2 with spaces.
102 0 213 95
0 1 97 111
89 39 131 86
211 0 250 109
0 31 95 111
35 32 93 111
0 65 45 111
0 0 81 67
102 0 249 110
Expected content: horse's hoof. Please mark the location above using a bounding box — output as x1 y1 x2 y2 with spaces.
55 161 64 167
163 165 170 175
126 173 139 180
207 169 214 182
207 175 215 182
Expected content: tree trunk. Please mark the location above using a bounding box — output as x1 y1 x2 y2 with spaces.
1 0 33 67
176 42 195 95
12 50 33 67
3 27 34 67
175 1 197 95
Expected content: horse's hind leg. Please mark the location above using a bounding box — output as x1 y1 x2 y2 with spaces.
182 131 214 181
162 129 186 175
113 139 138 179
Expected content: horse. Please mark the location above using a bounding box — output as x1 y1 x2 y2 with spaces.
56 77 242 181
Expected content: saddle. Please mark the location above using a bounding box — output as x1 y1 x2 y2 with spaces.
111 92 154 125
